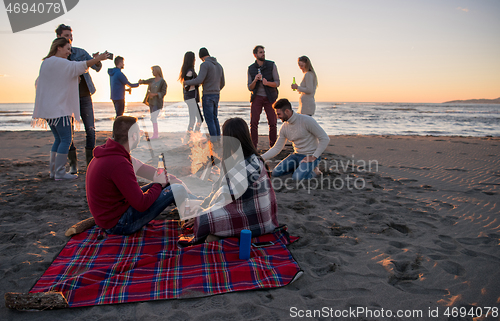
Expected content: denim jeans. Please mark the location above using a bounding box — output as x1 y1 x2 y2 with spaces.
202 94 221 139
49 117 73 154
113 99 125 117
272 153 321 180
70 95 96 151
105 183 188 235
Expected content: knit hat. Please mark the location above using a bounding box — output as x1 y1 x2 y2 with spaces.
199 47 209 59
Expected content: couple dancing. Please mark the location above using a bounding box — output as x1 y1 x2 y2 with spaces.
179 48 225 141
108 57 167 140
109 47 225 142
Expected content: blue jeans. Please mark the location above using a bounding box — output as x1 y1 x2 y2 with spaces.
272 153 321 180
105 183 188 235
70 95 96 151
202 94 220 139
113 99 125 117
49 117 73 154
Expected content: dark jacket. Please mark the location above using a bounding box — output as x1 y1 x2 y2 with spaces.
69 46 101 95
248 60 278 103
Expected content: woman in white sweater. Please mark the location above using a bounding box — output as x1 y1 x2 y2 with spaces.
33 37 108 180
291 56 318 116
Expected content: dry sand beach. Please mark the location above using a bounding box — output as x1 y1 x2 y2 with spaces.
1 130 499 320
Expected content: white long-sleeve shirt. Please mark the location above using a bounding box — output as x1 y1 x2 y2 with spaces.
297 71 317 116
262 112 330 160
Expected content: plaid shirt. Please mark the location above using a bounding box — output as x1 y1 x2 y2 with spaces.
190 154 278 244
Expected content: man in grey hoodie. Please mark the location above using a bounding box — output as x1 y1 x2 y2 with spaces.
183 48 225 140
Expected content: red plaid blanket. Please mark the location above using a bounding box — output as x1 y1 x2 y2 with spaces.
30 220 301 307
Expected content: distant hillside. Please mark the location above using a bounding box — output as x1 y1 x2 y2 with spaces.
443 97 500 104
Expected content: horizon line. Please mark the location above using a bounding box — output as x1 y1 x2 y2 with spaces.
0 100 477 104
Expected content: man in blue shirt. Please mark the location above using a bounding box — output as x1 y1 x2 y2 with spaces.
56 24 104 172
108 56 139 117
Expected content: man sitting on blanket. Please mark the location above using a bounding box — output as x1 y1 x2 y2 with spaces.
86 116 189 235
261 98 330 180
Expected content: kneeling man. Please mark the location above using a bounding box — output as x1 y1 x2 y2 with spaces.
262 98 329 180
86 116 187 234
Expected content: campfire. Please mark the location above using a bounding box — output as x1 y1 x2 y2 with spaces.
187 132 220 181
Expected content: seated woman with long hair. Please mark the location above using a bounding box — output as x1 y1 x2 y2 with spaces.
181 117 278 244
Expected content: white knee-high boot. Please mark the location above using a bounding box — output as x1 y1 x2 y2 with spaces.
54 153 78 180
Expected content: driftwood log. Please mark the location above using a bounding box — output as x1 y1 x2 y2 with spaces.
65 217 96 237
5 292 68 310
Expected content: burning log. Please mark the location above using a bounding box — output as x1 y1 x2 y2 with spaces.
188 132 221 181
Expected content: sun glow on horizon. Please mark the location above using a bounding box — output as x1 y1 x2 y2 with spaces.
0 1 498 104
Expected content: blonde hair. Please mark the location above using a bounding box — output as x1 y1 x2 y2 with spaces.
43 37 70 60
152 65 163 78
298 56 318 88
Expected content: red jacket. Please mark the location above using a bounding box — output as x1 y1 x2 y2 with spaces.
86 138 162 229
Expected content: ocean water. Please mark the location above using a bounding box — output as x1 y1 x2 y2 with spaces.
1 101 499 137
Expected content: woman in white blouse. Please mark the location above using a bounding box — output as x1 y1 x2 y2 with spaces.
291 56 318 116
33 37 108 180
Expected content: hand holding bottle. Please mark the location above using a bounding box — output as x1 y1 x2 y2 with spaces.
153 170 168 188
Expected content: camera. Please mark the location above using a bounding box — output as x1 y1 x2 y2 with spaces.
107 52 114 60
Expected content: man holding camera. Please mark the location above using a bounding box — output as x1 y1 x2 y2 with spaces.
56 24 106 171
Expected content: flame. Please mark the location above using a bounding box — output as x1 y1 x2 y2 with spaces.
187 132 223 179
209 140 215 165
188 132 211 175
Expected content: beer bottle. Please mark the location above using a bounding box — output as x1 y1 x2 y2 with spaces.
157 153 166 175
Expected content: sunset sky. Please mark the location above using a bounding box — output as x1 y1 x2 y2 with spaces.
0 0 499 103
